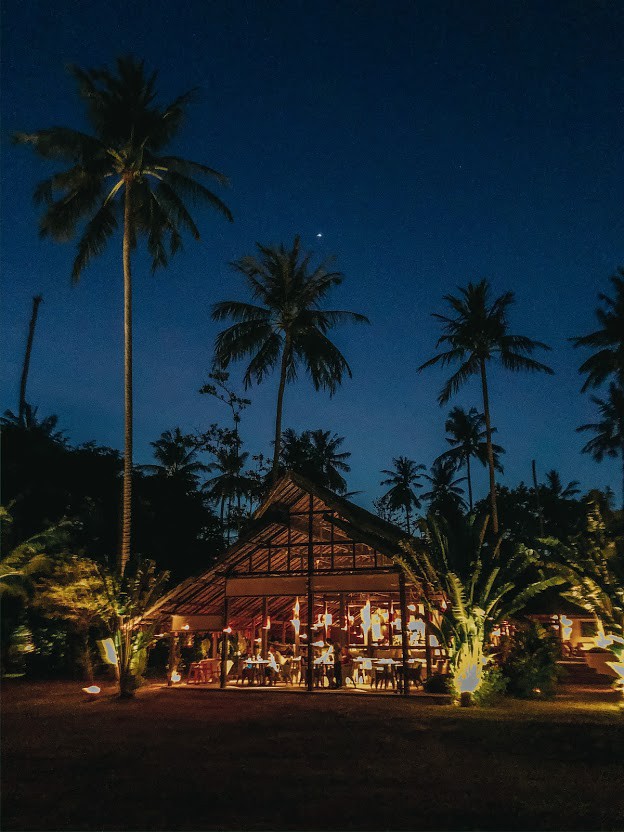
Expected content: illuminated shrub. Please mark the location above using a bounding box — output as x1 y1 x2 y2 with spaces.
502 621 561 699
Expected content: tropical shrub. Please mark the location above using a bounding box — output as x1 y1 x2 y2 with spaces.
502 621 561 699
397 512 565 703
472 664 508 706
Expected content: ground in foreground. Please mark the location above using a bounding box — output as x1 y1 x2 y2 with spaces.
3 681 623 831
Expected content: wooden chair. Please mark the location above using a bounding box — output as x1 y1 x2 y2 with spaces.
187 662 203 684
373 663 395 690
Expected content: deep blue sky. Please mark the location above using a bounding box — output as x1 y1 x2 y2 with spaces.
2 0 622 506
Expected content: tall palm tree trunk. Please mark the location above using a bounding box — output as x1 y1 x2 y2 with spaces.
466 454 473 511
405 504 411 536
18 294 43 424
479 359 499 534
120 180 133 576
271 336 291 481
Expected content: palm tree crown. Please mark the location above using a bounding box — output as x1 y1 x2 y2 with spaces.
142 428 208 487
380 457 425 535
435 406 504 510
578 383 624 509
15 56 232 279
419 280 553 404
543 470 580 500
213 236 369 478
419 279 553 534
571 270 624 391
422 459 467 514
280 428 351 493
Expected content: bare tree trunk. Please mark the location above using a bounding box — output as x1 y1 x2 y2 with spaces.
120 180 133 576
479 359 499 535
271 335 291 482
466 454 473 511
18 295 43 424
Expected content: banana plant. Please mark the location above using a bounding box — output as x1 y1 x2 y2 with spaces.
396 512 565 699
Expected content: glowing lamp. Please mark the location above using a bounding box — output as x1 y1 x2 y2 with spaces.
182 624 190 630
407 604 416 612
171 671 181 683
560 614 572 641
223 626 232 634
82 685 100 695
263 616 271 630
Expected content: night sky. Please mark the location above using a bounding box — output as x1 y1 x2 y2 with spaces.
2 0 622 507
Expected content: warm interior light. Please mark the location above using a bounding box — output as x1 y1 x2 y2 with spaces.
560 614 573 641
360 600 371 642
82 685 100 695
371 609 383 641
263 615 271 630
407 603 416 612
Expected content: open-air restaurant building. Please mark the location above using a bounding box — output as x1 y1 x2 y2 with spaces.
148 472 448 694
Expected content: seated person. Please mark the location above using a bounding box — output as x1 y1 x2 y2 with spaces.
265 645 282 684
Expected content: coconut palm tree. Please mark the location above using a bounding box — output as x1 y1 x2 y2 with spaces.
141 428 209 488
419 279 553 534
578 383 624 509
309 429 351 493
543 470 581 500
212 237 369 480
435 406 505 510
571 270 624 391
14 57 232 574
280 428 351 493
204 446 251 541
396 512 565 701
380 457 425 535
422 459 468 516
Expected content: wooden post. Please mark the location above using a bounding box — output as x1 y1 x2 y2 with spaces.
167 630 176 686
306 493 314 692
424 609 433 679
211 632 218 659
261 597 269 659
399 572 410 696
339 594 346 644
220 595 230 689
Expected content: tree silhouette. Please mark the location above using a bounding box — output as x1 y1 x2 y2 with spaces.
15 56 232 574
419 279 553 534
212 236 368 480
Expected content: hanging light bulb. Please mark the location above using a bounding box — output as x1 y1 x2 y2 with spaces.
360 599 371 642
291 597 301 634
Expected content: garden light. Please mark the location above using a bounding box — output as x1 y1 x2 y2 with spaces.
171 671 181 683
82 685 101 695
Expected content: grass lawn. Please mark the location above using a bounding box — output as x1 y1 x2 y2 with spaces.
3 680 624 831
